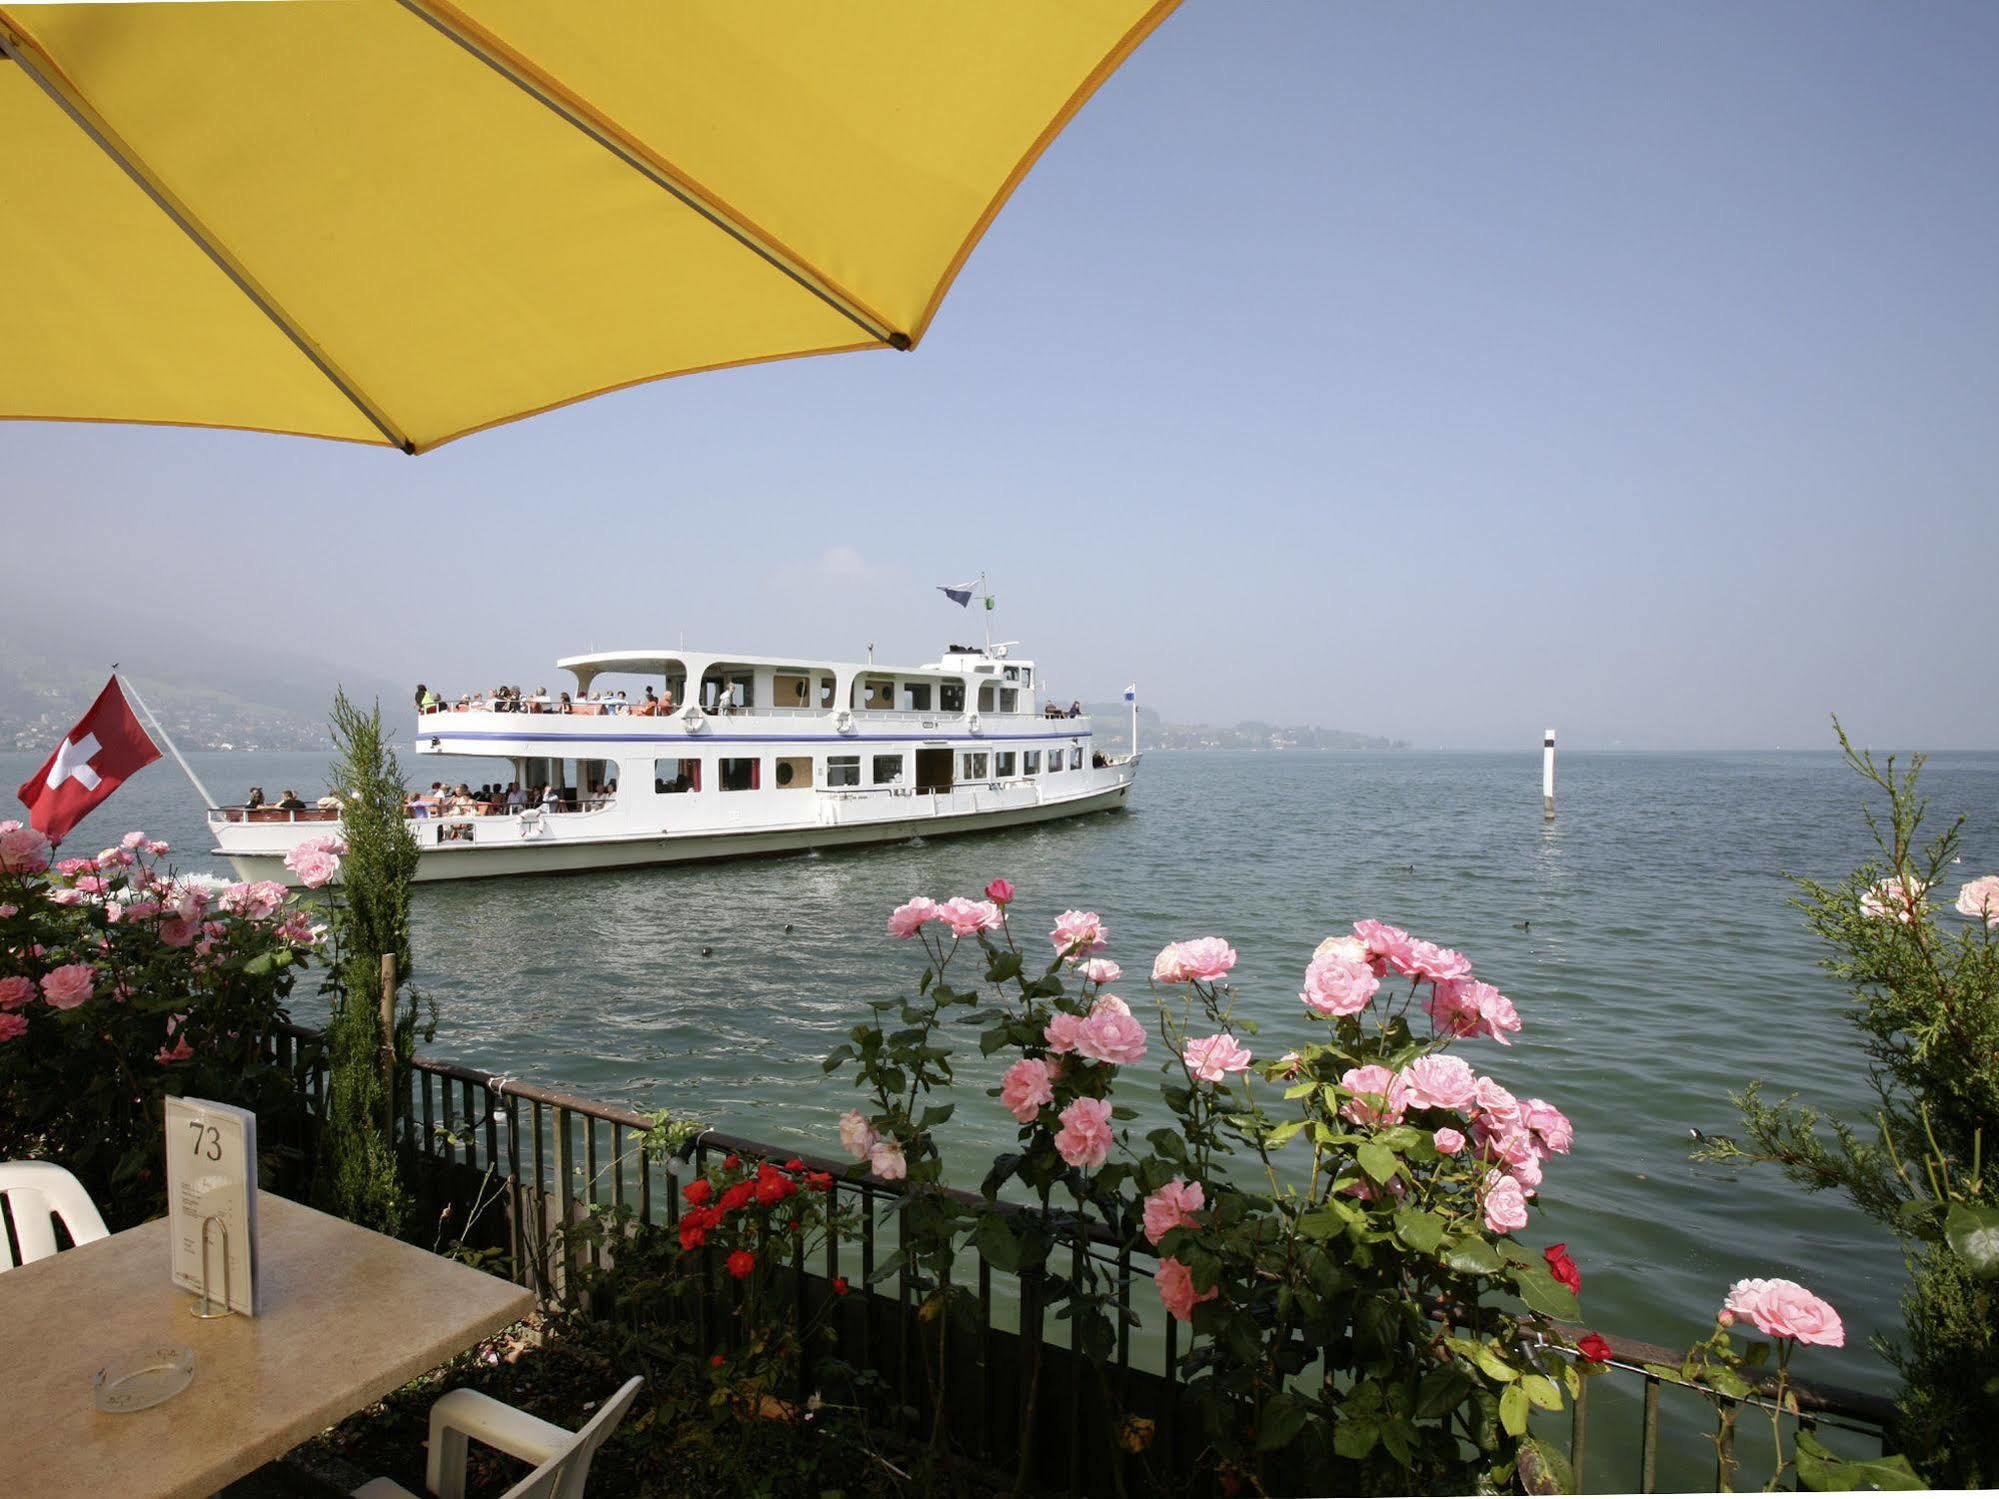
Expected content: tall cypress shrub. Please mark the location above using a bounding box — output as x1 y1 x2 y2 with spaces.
318 689 420 1235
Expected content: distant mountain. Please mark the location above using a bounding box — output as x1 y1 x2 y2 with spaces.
1082 703 1407 753
0 606 404 753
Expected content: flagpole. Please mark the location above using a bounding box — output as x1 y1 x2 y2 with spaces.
116 670 219 810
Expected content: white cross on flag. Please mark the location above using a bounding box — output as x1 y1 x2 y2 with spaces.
16 677 161 845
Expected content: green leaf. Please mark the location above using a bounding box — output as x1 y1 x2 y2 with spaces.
1521 1374 1563 1412
1297 1208 1349 1240
1475 1344 1520 1384
1415 1365 1473 1419
969 1214 1023 1273
1499 1383 1529 1437
1510 1263 1583 1321
1441 1237 1505 1276
1518 1436 1577 1495
1945 1203 1999 1279
1265 1118 1307 1149
916 1102 955 1129
1393 1208 1445 1254
1708 1367 1751 1401
1794 1430 1925 1491
820 1044 854 1072
1357 1141 1398 1185
978 1027 1010 1057
985 951 1023 983
1146 1128 1188 1162
1332 1416 1379 1459
1254 1393 1313 1452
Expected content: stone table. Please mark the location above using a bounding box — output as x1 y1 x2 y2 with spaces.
2 1192 534 1499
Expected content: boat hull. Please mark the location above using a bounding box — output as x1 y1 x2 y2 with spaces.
217 778 1134 884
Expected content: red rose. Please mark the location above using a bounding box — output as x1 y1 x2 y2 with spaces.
719 1182 755 1214
727 1249 756 1280
1577 1332 1614 1364
1544 1243 1581 1295
678 1221 708 1252
783 1158 806 1172
710 1354 725 1368
723 1154 741 1169
683 1178 713 1206
986 878 1015 906
833 1276 850 1296
807 1172 833 1192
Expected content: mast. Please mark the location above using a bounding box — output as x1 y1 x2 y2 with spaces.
117 669 219 810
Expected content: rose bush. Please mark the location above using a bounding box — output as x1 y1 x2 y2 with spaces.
0 822 324 1226
830 882 1612 1494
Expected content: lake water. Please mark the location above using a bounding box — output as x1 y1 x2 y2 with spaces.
11 744 1996 1403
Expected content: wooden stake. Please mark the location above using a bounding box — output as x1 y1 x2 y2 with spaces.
379 953 398 1140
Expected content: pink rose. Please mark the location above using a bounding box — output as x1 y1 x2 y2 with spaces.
0 824 53 876
1312 934 1369 965
286 849 341 889
0 904 16 918
1351 918 1415 977
40 963 96 1010
1405 938 1473 984
1722 1278 1844 1347
1301 953 1378 1017
1075 1006 1148 1067
1398 1054 1478 1111
888 896 939 938
1044 1011 1086 1055
938 896 1003 937
1860 876 1927 923
838 1110 877 1161
1054 1096 1115 1169
1339 1064 1408 1127
156 1015 194 1065
1482 1172 1530 1234
1078 958 1122 985
999 1057 1055 1123
1955 876 1999 927
219 881 286 921
1473 1076 1522 1129
985 878 1015 906
0 975 36 1011
120 831 148 850
1182 1032 1253 1084
1507 1151 1544 1194
158 916 199 949
1522 1098 1574 1154
294 831 348 858
1433 1127 1467 1154
1428 978 1522 1046
1142 1178 1205 1246
0 1012 26 1043
1152 937 1237 984
1154 1255 1218 1323
145 841 170 857
868 1138 907 1180
1051 910 1107 958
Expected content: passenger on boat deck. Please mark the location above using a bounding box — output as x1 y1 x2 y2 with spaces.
557 692 573 713
245 785 266 809
405 793 428 818
315 792 343 811
640 686 659 714
415 683 434 713
541 784 561 810
506 784 527 812
275 788 306 811
1068 700 1083 718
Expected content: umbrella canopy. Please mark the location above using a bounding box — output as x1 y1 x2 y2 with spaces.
1 1 1175 453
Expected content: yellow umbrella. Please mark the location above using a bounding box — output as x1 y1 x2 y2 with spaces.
1 1 1175 454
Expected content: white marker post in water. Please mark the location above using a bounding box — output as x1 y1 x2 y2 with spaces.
1543 728 1556 819
1125 683 1138 758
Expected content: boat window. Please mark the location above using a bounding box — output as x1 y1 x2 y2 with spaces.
962 752 989 780
862 679 895 710
1070 747 1083 769
826 755 861 788
1000 689 1018 714
719 758 759 792
653 757 701 794
1020 667 1033 689
904 683 932 712
995 751 1017 778
1024 750 1041 775
819 676 836 708
1044 752 1060 775
773 756 812 789
978 683 996 712
872 754 905 785
774 673 813 709
940 681 965 712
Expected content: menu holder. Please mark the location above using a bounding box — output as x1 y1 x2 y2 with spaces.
164 1096 259 1317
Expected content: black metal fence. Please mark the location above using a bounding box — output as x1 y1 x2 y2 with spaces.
269 1024 1897 1493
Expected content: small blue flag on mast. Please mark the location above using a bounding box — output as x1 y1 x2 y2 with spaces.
1123 684 1136 702
938 581 977 608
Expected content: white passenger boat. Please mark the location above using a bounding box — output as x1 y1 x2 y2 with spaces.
210 645 1139 884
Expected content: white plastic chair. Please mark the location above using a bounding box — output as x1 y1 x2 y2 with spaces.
0 1160 109 1271
353 1376 643 1499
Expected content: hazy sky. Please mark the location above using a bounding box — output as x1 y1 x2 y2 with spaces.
6 2 1996 750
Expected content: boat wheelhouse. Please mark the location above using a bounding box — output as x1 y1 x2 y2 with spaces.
210 644 1138 883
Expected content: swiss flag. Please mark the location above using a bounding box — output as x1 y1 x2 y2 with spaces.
16 677 162 846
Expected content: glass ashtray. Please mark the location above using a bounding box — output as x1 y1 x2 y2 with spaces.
93 1345 195 1413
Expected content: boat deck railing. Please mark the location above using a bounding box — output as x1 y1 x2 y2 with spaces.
264 1023 1897 1493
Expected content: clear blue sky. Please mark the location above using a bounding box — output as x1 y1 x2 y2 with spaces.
6 1 1996 749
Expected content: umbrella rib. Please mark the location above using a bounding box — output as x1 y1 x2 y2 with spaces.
0 28 414 453
392 0 908 352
